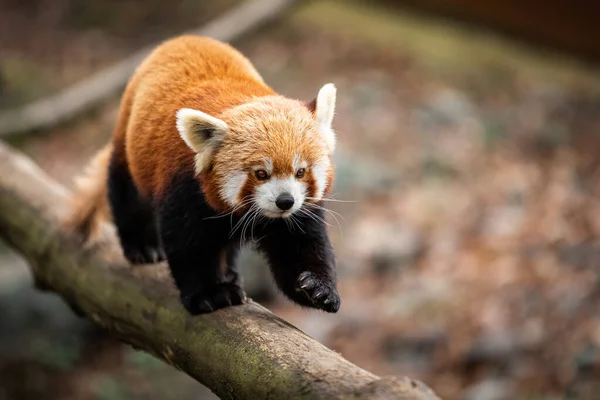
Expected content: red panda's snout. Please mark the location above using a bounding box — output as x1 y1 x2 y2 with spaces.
251 160 310 219
254 176 306 218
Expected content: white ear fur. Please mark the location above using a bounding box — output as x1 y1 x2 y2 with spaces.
176 108 228 173
315 83 337 153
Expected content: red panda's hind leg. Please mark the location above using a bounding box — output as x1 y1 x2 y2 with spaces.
107 150 165 264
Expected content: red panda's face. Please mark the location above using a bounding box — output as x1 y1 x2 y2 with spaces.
229 152 332 219
176 85 337 218
214 96 334 219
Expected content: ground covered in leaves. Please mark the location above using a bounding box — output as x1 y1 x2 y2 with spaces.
2 1 600 399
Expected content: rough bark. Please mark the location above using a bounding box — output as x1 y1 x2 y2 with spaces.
0 0 301 137
0 141 440 399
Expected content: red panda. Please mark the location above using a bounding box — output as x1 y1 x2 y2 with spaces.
63 35 340 315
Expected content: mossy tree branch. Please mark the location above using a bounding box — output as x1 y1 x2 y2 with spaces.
0 142 440 399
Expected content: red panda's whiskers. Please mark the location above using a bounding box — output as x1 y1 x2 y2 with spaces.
283 216 291 231
303 203 343 237
250 210 266 243
249 207 268 244
322 193 357 203
203 197 254 221
240 206 259 245
230 202 257 239
203 211 232 220
305 202 345 221
283 213 300 234
230 199 252 229
305 196 356 203
289 214 305 234
229 196 258 231
298 208 332 228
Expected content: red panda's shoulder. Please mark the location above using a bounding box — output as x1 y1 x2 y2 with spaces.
117 36 274 199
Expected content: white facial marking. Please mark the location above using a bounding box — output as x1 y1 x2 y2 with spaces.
292 154 304 171
255 176 306 218
264 158 273 175
252 158 273 175
221 171 248 207
311 160 329 200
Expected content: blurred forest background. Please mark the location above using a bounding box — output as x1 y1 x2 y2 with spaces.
2 0 600 399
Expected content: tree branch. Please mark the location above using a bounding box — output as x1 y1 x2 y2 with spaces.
0 141 439 399
0 0 301 137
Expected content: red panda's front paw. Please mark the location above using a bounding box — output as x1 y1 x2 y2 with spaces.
123 245 166 265
181 283 247 315
295 272 340 313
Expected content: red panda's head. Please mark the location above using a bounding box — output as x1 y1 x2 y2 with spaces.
176 83 337 218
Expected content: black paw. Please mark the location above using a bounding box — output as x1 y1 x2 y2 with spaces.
295 271 340 313
181 283 247 315
122 244 166 264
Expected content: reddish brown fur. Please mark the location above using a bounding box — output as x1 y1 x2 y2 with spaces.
121 36 275 202
304 172 317 199
65 35 334 238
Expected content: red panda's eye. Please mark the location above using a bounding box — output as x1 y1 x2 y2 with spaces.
296 168 306 179
255 169 268 180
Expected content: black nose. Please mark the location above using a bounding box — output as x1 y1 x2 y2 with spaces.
275 193 295 211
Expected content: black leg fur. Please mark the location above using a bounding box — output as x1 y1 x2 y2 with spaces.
110 163 337 315
222 242 242 286
158 173 246 315
256 207 340 313
107 152 165 264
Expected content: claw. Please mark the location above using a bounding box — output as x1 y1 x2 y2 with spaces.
294 271 340 312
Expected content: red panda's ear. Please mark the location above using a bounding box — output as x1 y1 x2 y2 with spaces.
176 108 228 173
310 83 337 154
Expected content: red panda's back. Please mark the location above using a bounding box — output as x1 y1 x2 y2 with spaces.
115 36 275 200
